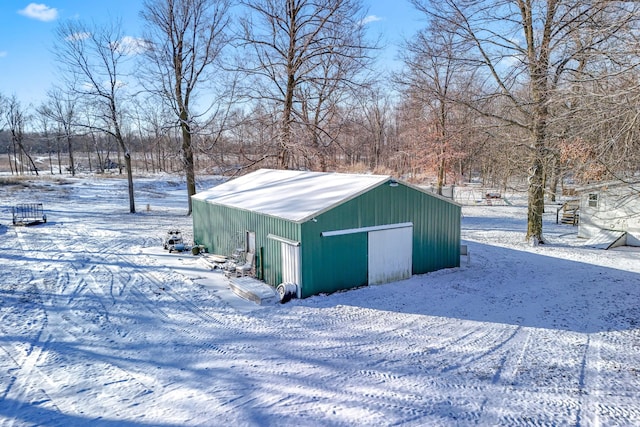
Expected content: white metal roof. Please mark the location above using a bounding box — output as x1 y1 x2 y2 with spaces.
576 179 640 193
192 169 390 222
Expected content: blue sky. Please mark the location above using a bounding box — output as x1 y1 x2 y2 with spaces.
0 1 422 106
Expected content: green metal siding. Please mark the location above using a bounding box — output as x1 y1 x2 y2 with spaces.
193 179 461 299
298 224 368 297
298 181 461 297
192 198 300 286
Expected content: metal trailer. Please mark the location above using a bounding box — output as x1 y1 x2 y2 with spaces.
12 203 47 225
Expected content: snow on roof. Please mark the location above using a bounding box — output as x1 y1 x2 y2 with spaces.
193 169 390 222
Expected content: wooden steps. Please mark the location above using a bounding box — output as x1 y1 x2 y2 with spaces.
560 210 579 225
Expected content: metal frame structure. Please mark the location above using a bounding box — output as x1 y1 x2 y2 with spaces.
12 203 47 226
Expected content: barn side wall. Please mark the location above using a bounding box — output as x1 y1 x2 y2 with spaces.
192 198 300 285
298 181 461 297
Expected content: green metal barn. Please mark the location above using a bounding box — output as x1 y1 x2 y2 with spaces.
192 169 461 298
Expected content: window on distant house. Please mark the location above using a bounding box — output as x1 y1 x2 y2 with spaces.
588 193 599 208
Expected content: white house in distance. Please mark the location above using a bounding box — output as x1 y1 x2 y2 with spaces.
577 180 640 248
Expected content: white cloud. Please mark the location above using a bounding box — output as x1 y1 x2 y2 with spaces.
360 15 383 26
65 32 91 42
111 36 152 55
18 3 59 22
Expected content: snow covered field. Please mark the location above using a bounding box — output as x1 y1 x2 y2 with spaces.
1 175 639 426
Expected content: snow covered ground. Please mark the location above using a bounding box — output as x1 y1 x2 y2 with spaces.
0 175 639 426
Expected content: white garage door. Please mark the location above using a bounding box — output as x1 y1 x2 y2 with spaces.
368 226 413 285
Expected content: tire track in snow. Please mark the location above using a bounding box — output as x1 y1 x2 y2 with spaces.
576 334 601 427
0 332 63 424
97 245 233 329
253 303 595 426
3 217 176 420
1 182 222 422
41 217 211 324
225 306 496 425
577 330 640 426
0 278 68 424
38 221 247 409
36 221 218 340
42 280 159 419
0 227 54 417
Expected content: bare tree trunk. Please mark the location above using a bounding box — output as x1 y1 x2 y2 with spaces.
113 111 136 213
56 136 62 174
279 114 292 169
181 112 196 214
436 101 447 196
548 155 560 203
67 135 75 176
124 153 136 214
527 149 545 243
86 139 93 172
279 41 296 170
437 154 446 196
7 146 14 175
21 143 38 175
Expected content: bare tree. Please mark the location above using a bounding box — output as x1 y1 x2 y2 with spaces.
411 0 640 243
353 86 391 172
553 69 640 186
140 0 231 214
55 19 137 213
136 96 179 173
397 22 476 194
38 89 78 176
6 95 39 176
238 0 376 170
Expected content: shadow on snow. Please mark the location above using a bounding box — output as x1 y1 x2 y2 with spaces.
301 241 640 334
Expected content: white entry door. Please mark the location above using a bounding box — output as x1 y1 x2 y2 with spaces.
368 226 413 285
281 242 301 296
